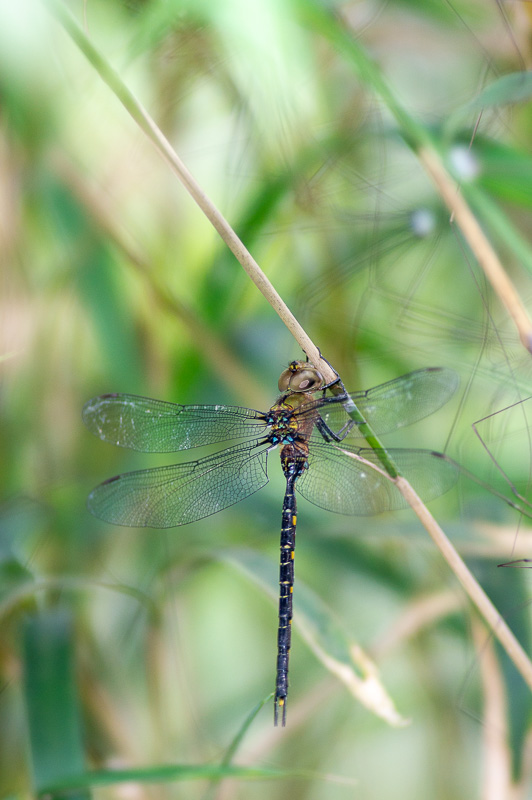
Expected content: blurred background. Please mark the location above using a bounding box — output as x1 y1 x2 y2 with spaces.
3 0 532 797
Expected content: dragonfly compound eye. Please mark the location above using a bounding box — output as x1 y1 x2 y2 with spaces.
288 367 323 393
278 360 307 391
278 367 293 392
278 362 323 392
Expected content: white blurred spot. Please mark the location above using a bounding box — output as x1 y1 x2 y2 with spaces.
449 145 480 181
410 208 436 239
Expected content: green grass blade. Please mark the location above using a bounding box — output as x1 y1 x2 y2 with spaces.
22 608 89 800
219 694 274 767
467 71 532 110
40 763 306 793
295 1 532 300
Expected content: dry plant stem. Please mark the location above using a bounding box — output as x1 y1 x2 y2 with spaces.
419 147 532 354
513 731 532 800
296 615 407 726
48 0 334 383
312 5 532 355
471 619 511 800
396 476 532 693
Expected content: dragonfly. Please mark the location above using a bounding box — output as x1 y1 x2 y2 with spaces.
83 361 459 725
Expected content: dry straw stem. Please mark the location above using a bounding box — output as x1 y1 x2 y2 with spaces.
50 0 532 697
311 3 532 356
419 147 532 354
471 619 512 800
396 476 532 694
47 0 333 384
295 612 408 727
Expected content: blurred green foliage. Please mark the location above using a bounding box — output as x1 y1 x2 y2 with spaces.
2 0 532 798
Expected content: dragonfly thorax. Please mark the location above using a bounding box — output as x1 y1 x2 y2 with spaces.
266 393 319 452
266 403 301 446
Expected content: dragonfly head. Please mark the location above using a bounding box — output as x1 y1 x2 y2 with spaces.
278 361 324 394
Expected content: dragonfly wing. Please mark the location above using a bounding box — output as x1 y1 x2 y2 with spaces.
87 441 271 527
82 394 268 452
315 367 459 439
297 443 458 515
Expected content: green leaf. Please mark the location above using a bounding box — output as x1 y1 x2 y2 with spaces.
467 71 532 110
473 138 532 208
22 608 89 800
472 559 532 780
41 763 303 793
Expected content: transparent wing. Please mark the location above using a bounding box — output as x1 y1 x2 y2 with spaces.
297 444 458 515
303 367 458 441
82 394 268 452
87 440 271 528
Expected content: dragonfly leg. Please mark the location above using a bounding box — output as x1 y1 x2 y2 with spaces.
311 350 343 391
315 413 356 443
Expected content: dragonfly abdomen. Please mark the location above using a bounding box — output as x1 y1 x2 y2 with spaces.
275 451 308 726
